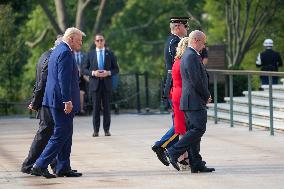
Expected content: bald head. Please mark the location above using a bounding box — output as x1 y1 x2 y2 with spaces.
188 30 206 52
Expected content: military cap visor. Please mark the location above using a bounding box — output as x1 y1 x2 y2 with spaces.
170 17 189 25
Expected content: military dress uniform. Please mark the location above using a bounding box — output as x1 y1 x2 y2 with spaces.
152 17 189 166
256 48 283 85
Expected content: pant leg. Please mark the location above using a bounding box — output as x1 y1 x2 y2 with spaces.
55 122 73 174
167 110 207 163
154 99 178 148
92 82 103 133
102 88 111 132
21 106 54 172
260 76 269 85
34 108 73 169
272 76 278 84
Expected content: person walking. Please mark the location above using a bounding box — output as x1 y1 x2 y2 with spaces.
151 17 188 166
170 37 190 170
166 30 215 173
21 36 62 174
31 27 84 178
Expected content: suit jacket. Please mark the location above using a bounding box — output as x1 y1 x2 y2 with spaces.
180 47 210 111
83 48 119 92
42 42 80 112
31 49 52 111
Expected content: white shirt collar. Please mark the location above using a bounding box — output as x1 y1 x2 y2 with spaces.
189 46 200 56
96 47 105 51
62 40 72 51
171 33 182 39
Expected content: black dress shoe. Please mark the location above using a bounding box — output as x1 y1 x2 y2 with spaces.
92 132 99 137
191 165 215 173
50 165 78 174
105 131 111 136
165 151 180 171
21 168 31 174
57 170 82 177
151 145 170 166
31 167 56 178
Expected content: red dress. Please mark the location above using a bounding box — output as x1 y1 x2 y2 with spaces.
170 58 186 135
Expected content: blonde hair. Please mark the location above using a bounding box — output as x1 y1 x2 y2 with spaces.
62 27 86 40
175 37 189 59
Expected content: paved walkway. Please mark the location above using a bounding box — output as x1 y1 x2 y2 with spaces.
1 114 284 189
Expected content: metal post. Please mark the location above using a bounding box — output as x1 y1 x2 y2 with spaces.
229 74 234 127
159 77 166 113
213 73 218 124
248 74 252 131
144 72 150 112
135 73 141 113
268 76 274 135
5 101 8 115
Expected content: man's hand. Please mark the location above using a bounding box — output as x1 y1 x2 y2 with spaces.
28 103 35 111
99 70 111 78
92 70 102 77
207 95 212 104
92 70 110 78
64 101 73 114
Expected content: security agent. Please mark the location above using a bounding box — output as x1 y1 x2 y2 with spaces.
152 17 188 166
256 39 283 85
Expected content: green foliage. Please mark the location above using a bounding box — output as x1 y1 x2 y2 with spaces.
105 0 206 77
0 4 28 101
20 5 56 99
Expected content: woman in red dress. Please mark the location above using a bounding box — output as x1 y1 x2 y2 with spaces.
169 37 189 169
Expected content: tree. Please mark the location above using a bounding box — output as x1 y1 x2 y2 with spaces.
0 4 28 101
205 0 282 68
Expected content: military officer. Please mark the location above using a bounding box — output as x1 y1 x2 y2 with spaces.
256 39 283 86
152 16 189 166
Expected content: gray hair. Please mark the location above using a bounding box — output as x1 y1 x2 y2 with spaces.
54 35 63 47
188 30 205 43
62 27 86 40
170 23 176 32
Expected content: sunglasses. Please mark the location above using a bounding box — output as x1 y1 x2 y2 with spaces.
96 39 104 42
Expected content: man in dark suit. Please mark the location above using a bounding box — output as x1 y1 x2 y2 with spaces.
166 30 215 173
74 50 88 115
21 36 62 174
31 27 84 178
83 33 119 137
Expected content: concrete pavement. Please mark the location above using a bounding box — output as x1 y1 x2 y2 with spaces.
1 114 284 189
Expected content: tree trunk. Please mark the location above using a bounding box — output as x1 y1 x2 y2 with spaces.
54 0 68 32
225 0 279 68
92 0 106 35
38 0 63 34
75 0 91 30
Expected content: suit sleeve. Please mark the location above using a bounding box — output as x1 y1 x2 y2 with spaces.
166 39 179 71
188 55 210 102
58 51 73 102
82 51 93 76
110 51 119 75
30 52 50 111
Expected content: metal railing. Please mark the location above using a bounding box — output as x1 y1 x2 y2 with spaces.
207 69 284 136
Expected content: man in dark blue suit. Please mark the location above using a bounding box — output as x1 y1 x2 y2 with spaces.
166 30 215 173
21 36 62 174
31 27 85 178
83 33 119 137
